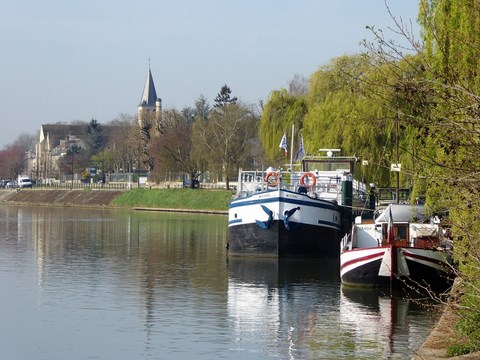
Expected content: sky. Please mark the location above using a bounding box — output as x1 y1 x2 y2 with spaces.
0 0 420 149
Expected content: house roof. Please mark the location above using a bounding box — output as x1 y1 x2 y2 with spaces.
40 124 121 149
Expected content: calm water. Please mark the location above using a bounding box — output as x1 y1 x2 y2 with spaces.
0 205 440 360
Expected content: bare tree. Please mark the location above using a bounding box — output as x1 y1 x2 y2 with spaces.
109 114 142 173
13 132 37 153
149 109 199 186
0 144 24 179
193 102 257 189
288 73 308 96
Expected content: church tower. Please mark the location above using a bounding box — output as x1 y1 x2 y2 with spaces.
137 65 162 129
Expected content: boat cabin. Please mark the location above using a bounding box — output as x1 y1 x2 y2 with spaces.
351 204 444 250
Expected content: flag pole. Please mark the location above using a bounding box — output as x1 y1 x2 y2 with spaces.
290 124 294 170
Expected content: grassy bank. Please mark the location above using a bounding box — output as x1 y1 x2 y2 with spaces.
112 188 233 212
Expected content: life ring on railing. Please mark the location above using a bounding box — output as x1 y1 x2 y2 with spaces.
300 172 317 188
265 172 279 187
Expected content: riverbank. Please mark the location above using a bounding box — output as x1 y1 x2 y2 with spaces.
0 188 231 213
412 278 479 360
413 303 480 360
0 188 123 207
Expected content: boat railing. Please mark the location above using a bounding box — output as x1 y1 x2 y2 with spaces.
236 170 267 196
236 169 367 203
341 232 352 251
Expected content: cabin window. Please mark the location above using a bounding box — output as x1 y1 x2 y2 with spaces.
396 224 408 241
381 223 408 244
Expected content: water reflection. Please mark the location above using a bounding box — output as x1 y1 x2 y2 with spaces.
228 258 341 359
0 205 439 359
339 287 441 359
227 257 440 359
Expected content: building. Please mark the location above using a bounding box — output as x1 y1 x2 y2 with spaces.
34 124 121 181
137 66 162 129
35 124 87 181
33 66 161 181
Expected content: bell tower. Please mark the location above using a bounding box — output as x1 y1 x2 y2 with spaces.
137 65 162 129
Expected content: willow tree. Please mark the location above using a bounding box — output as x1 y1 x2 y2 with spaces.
418 0 480 190
366 0 480 353
303 54 397 187
259 89 308 162
417 0 480 353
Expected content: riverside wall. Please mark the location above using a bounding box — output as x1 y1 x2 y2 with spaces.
0 189 124 207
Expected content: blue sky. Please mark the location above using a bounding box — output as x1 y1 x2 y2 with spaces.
0 0 420 148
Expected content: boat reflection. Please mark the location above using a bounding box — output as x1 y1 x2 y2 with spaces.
339 286 440 359
227 257 341 359
226 258 439 359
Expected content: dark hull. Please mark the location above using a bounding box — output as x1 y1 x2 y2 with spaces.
228 220 341 258
341 258 388 287
402 258 454 293
341 250 454 293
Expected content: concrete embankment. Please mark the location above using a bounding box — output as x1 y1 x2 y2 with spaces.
0 189 125 207
0 188 229 214
413 277 479 359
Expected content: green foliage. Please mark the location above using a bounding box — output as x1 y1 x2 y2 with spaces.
420 0 480 91
90 148 118 174
86 118 104 155
446 289 480 356
259 89 307 162
259 53 442 188
112 188 232 211
214 84 238 107
307 55 367 104
447 343 477 357
415 0 480 351
455 294 480 345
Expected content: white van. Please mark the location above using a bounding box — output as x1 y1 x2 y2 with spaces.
17 175 32 188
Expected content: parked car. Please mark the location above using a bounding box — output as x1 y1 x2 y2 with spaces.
183 179 200 188
0 180 8 188
5 181 17 188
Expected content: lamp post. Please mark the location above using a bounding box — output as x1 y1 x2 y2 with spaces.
68 145 79 190
71 151 74 190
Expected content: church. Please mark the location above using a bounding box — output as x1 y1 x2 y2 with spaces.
31 66 162 182
137 66 162 129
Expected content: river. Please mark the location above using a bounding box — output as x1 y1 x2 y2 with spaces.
0 205 440 359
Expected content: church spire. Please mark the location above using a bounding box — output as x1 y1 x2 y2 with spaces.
137 64 162 130
139 66 158 107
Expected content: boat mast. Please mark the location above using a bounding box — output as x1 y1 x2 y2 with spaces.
290 123 295 170
395 93 400 204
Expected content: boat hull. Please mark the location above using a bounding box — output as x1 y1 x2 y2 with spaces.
340 246 453 292
228 189 342 258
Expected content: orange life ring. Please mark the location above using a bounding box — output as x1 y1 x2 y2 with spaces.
300 172 316 188
265 172 279 187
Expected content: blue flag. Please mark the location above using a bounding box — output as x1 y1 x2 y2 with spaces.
294 133 305 161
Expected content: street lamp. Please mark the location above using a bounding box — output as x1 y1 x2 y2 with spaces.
71 151 74 190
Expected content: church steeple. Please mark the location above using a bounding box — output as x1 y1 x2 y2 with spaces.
137 64 162 128
139 67 158 107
